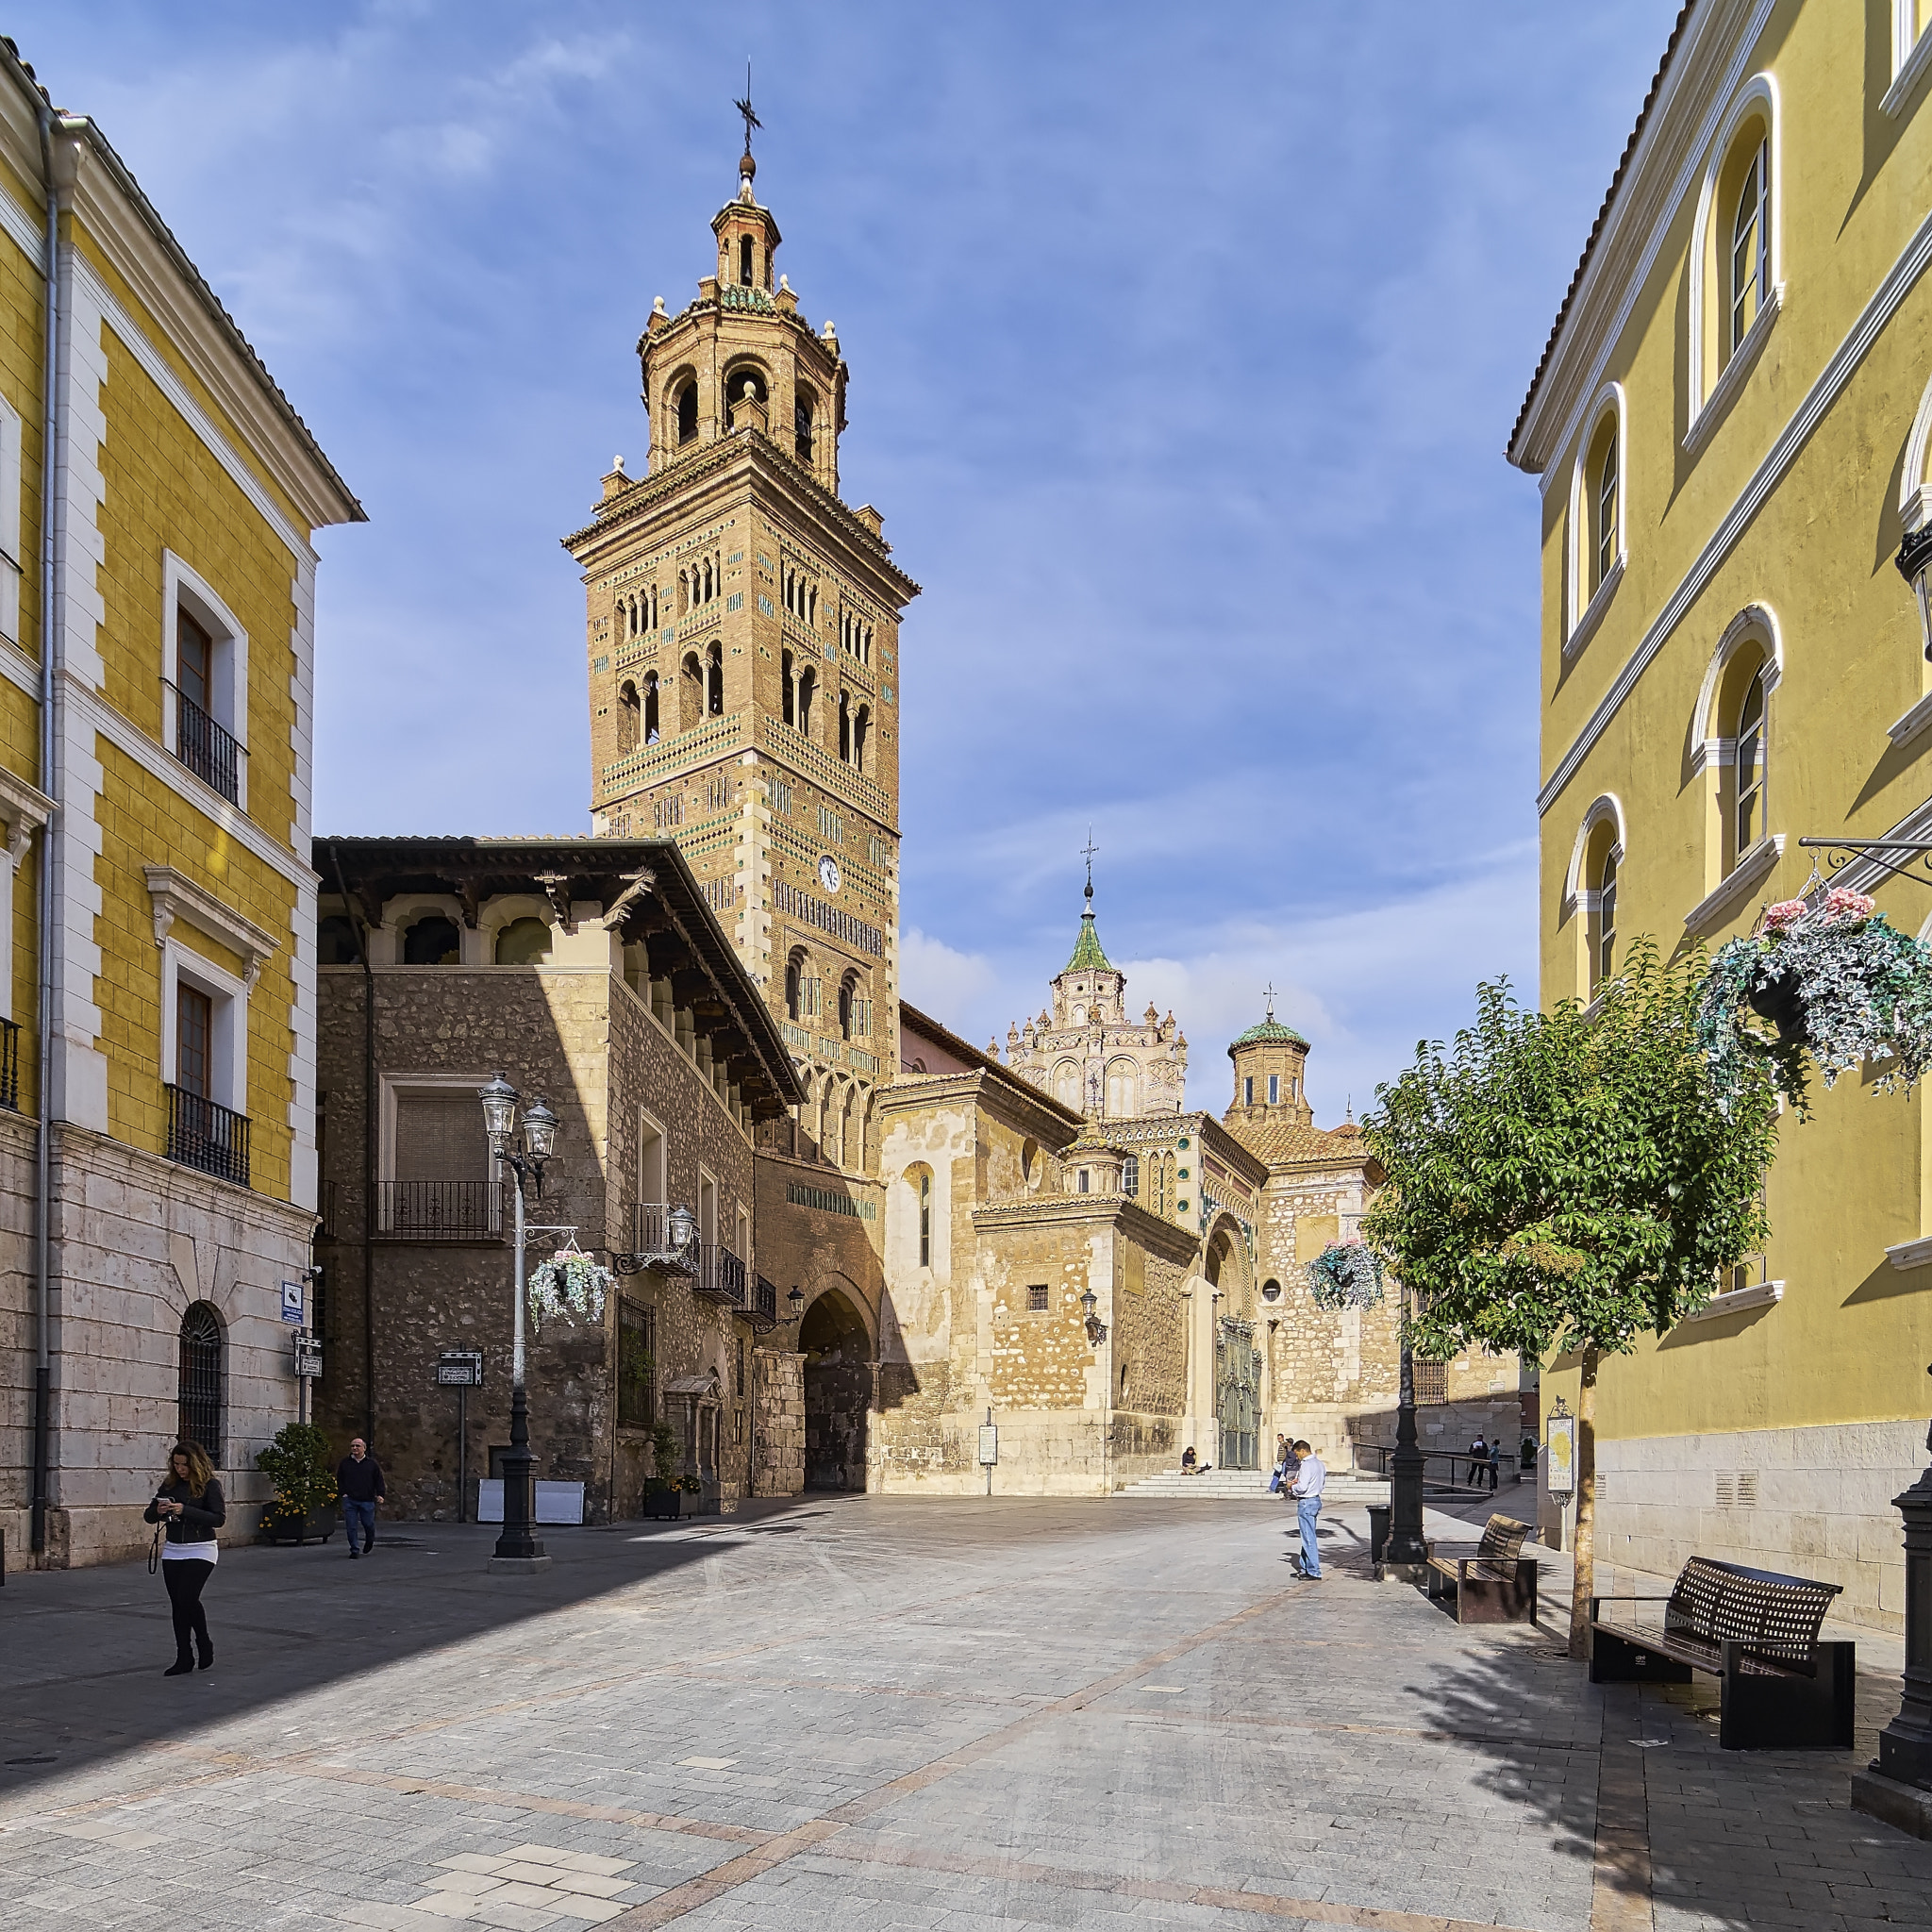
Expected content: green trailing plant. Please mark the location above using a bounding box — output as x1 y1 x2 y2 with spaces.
1305 1238 1385 1310
1696 887 1932 1115
527 1251 613 1330
255 1423 338 1523
1360 942 1780 1657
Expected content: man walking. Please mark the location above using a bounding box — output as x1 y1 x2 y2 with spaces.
1289 1439 1325 1578
337 1437 386 1558
1469 1434 1489 1489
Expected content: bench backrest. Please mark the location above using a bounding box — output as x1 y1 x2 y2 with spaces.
1474 1514 1529 1564
1664 1557 1840 1672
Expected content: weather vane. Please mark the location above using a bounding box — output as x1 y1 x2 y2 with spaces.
1081 827 1099 894
1264 981 1275 1021
734 62 760 154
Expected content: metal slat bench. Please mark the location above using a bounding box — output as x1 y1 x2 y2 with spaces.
1590 1555 1854 1750
1424 1512 1538 1624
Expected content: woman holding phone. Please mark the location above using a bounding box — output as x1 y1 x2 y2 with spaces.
145 1440 225 1675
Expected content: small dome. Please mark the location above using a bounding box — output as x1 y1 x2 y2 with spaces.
1228 1017 1309 1054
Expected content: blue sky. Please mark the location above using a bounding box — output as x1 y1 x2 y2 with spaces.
21 2 1680 1122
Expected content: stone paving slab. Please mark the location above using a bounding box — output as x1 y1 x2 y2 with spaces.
0 1496 1925 1928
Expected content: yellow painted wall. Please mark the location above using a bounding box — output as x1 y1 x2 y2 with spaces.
1534 3 1932 1441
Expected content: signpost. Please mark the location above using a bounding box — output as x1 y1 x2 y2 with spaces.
438 1351 484 1522
291 1327 322 1425
1545 1396 1575 1547
977 1407 998 1498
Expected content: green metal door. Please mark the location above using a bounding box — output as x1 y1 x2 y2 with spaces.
1216 1317 1260 1470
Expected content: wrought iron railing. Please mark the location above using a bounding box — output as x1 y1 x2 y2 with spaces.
1352 1442 1521 1493
694 1241 746 1305
166 1085 250 1187
0 1014 19 1111
623 1204 747 1308
172 688 243 803
376 1179 505 1241
748 1274 778 1329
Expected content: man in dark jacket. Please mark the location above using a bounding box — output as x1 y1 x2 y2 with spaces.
337 1438 386 1557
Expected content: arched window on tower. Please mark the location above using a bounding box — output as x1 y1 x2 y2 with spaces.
782 649 795 727
919 1170 931 1267
616 679 640 756
839 973 857 1041
641 671 659 743
785 956 803 1023
707 641 724 716
854 705 870 774
839 691 852 763
797 666 816 737
739 234 754 286
680 651 705 732
795 391 815 463
676 380 698 446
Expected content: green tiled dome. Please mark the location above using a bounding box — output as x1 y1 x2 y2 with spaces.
1229 1016 1308 1053
1063 910 1113 974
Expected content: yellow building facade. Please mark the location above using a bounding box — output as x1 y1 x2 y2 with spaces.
0 47 361 1566
1511 0 1932 1628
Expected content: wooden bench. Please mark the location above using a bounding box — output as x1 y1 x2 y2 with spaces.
1425 1512 1538 1624
1591 1556 1854 1751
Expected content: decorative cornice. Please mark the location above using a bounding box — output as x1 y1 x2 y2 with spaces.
1681 834 1784 938
144 865 280 989
0 762 53 861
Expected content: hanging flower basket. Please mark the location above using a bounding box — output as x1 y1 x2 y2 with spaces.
1696 886 1932 1111
528 1251 613 1330
1306 1238 1385 1311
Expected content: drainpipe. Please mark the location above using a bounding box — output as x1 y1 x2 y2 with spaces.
29 105 75 1557
325 841 376 1446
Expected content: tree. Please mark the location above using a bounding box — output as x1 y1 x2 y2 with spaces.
1360 943 1780 1657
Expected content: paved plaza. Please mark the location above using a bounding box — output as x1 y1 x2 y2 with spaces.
2 1495 1931 1932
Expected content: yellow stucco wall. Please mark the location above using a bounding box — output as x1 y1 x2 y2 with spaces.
1532 3 1932 1442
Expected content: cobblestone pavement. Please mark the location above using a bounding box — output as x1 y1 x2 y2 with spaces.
2 1495 1930 1931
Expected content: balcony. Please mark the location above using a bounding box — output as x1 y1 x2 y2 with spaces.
173 689 243 804
166 1085 250 1188
695 1241 746 1307
744 1274 778 1332
376 1179 505 1241
0 1014 19 1111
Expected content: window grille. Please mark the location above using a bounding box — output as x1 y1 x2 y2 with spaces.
706 773 731 810
655 794 683 829
1026 1285 1050 1313
818 806 843 844
771 778 792 816
703 875 738 912
178 1302 225 1465
1411 1361 1446 1406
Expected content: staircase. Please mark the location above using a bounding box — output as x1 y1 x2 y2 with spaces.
1118 1468 1392 1504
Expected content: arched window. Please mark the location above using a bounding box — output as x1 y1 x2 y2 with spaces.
839 691 852 762
1595 847 1619 989
782 649 795 726
785 957 803 1022
854 705 871 774
1594 433 1618 591
402 915 460 966
839 973 858 1041
1730 138 1770 353
795 391 815 463
724 371 765 432
797 665 816 737
680 651 705 731
1735 664 1768 858
641 671 659 742
178 1302 225 1466
919 1170 931 1267
495 917 553 965
739 234 754 285
707 641 724 716
616 679 640 755
1054 1060 1079 1109
676 381 698 446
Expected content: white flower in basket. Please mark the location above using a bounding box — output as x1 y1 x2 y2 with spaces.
1305 1237 1385 1311
527 1251 613 1330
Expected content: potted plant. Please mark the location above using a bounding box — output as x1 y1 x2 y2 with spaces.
1305 1237 1385 1311
528 1248 614 1331
643 1421 688 1519
256 1423 339 1543
1696 886 1932 1113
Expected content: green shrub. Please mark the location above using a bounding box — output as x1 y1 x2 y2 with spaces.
256 1423 338 1520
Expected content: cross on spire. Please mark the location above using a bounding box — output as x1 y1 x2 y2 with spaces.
1263 981 1275 1023
1081 827 1098 903
733 63 760 154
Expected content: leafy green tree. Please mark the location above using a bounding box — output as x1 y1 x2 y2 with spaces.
1361 943 1780 1657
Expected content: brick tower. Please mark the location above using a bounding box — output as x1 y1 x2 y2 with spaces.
563 139 919 1169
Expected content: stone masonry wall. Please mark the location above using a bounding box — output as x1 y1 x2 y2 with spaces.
752 1347 804 1495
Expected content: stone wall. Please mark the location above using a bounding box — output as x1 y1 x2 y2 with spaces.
752 1347 804 1494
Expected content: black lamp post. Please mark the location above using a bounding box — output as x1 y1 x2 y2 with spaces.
1383 1277 1428 1576
1898 527 1932 662
1873 1366 1932 1790
478 1074 558 1572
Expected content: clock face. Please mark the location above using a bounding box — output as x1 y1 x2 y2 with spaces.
817 855 842 894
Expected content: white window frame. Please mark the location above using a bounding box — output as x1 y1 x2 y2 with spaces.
162 551 250 812
1564 383 1627 654
161 940 248 1114
0 768 52 1023
1889 0 1932 115
0 394 21 644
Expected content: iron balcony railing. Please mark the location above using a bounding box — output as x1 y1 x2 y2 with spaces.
376 1179 505 1241
166 1085 250 1187
747 1274 778 1330
695 1241 747 1306
626 1205 746 1307
0 1014 19 1111
172 687 244 804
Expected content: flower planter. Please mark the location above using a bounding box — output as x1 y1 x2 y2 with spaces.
645 1488 691 1521
1745 967 1807 1044
259 1506 337 1544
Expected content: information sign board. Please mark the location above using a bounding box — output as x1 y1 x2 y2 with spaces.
977 1424 999 1467
292 1332 323 1379
1546 1413 1576 1496
279 1279 306 1325
437 1351 484 1388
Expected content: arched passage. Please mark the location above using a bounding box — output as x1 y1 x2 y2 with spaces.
800 1286 871 1491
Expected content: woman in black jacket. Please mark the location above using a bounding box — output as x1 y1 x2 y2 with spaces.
145 1440 225 1675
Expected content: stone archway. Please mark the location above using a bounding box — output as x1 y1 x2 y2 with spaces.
800 1287 872 1491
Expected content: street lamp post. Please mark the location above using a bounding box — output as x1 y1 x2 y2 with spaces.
479 1074 558 1574
1382 1277 1429 1579
1868 1368 1932 1797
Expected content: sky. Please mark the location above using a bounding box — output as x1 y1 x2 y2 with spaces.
17 1 1682 1123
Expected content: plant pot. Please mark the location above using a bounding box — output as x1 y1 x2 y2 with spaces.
259 1506 337 1544
645 1488 689 1521
1747 966 1808 1044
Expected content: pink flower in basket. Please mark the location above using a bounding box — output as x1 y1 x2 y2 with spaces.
1820 886 1875 924
1762 900 1807 933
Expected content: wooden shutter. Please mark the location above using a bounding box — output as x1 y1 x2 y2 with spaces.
393 1091 488 1183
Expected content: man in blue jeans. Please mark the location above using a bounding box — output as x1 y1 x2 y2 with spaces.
1289 1438 1325 1578
337 1437 386 1557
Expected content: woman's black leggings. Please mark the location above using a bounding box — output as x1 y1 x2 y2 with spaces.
162 1558 213 1655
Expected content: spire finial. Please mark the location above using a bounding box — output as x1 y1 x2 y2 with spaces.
1263 981 1275 1023
1081 826 1098 907
734 61 760 158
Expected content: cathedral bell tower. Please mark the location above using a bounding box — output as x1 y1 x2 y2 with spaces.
563 133 920 1171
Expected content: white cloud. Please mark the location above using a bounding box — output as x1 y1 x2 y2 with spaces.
900 928 997 1033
